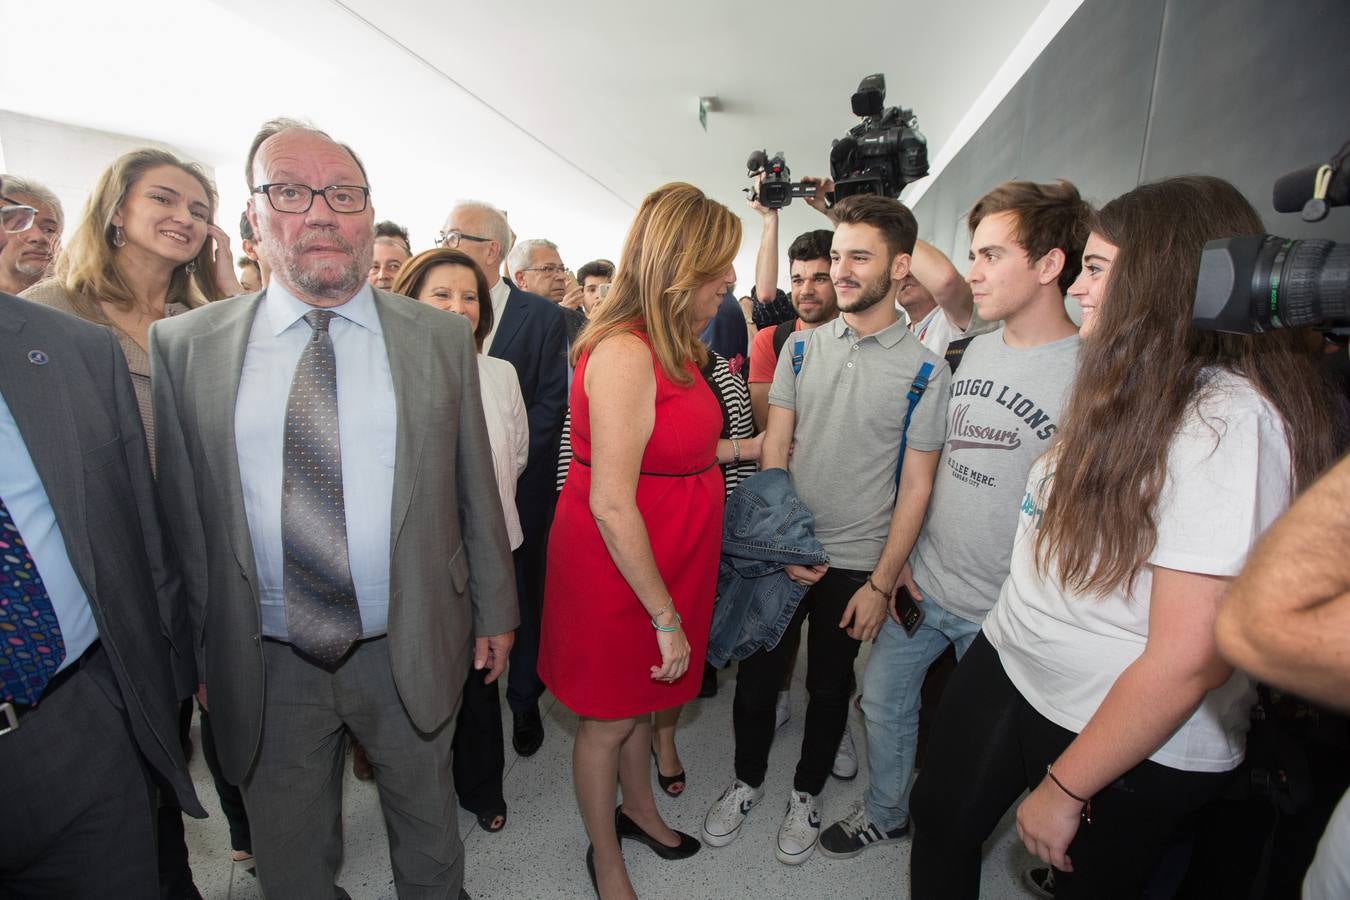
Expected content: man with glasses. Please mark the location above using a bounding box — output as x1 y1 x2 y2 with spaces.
439 201 568 759
509 238 585 340
0 175 62 296
150 121 517 900
1 176 204 895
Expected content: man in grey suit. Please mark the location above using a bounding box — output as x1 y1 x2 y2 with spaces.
1 176 203 895
150 122 517 899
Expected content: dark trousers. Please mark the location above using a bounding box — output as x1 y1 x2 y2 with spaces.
505 535 547 714
733 567 867 795
0 645 159 898
200 707 251 853
910 633 1229 900
156 699 202 899
451 665 506 815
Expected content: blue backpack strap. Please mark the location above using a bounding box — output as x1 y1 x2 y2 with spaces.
894 361 937 490
790 336 807 375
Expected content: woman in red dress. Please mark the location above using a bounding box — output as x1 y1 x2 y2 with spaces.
538 182 744 898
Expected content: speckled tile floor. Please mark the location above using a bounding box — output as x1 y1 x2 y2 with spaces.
183 641 1036 899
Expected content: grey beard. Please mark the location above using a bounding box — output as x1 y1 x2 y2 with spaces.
286 256 365 301
13 257 50 279
838 270 892 314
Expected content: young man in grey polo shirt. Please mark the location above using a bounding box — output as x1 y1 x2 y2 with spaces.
819 179 1092 861
703 195 950 866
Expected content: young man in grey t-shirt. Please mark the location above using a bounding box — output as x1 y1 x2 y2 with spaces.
819 179 1093 859
702 195 950 866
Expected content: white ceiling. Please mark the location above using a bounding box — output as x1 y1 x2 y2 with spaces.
0 0 1061 288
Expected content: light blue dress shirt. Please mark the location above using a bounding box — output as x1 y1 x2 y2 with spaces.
234 281 397 640
0 390 98 672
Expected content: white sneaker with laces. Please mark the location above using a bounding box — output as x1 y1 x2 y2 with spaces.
702 779 764 847
832 726 858 780
775 790 821 865
774 690 791 731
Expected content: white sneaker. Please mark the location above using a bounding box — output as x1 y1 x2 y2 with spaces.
776 790 821 865
702 779 764 847
775 690 791 731
832 726 858 780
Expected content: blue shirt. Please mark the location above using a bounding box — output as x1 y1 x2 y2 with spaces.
234 282 397 640
0 390 99 672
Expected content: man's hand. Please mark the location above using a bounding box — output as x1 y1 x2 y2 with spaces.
785 563 828 587
748 173 778 220
840 580 887 641
560 283 585 310
803 176 836 221
474 631 516 684
890 562 924 624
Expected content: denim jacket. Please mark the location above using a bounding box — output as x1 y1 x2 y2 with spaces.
707 468 829 667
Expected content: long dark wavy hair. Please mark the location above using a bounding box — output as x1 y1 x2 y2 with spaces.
1035 175 1344 595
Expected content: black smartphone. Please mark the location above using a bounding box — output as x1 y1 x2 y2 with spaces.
894 585 924 638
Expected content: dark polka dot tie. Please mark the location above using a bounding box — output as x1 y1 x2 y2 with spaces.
0 494 66 705
281 310 361 666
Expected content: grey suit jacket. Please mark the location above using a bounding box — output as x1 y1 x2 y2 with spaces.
149 287 518 783
0 292 203 815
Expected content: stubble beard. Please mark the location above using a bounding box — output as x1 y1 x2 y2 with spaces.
837 270 893 315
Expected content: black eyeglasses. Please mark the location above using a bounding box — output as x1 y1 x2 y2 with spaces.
252 183 370 215
1 196 37 233
437 229 493 249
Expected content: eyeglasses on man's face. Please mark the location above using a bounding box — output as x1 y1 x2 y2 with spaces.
252 183 370 215
437 229 493 249
1 197 38 233
524 264 567 277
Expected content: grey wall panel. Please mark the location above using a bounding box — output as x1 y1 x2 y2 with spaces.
1142 0 1350 240
911 0 1350 263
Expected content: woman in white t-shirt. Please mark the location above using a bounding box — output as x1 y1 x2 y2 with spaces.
907 176 1342 900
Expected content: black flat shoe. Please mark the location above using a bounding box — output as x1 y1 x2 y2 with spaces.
614 805 701 859
650 748 686 797
586 845 598 898
475 806 507 833
512 705 544 757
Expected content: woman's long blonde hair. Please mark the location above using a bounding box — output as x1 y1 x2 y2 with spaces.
55 148 222 318
570 182 741 385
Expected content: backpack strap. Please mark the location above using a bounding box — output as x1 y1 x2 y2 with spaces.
943 335 976 374
772 317 798 361
894 361 937 491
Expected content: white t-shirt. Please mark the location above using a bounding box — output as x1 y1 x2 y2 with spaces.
901 303 991 357
983 369 1292 773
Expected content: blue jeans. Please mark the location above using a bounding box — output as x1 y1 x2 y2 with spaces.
860 583 980 832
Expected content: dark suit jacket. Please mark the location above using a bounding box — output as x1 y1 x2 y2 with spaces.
487 282 569 537
149 288 519 783
0 292 202 815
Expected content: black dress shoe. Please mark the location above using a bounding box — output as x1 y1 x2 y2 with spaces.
512 705 544 757
614 805 701 859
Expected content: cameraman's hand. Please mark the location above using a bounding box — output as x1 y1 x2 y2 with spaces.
804 176 836 221
748 173 777 220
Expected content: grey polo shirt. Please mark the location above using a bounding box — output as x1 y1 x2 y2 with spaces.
768 315 950 570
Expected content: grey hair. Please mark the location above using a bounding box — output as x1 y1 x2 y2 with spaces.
507 238 559 279
244 117 368 190
1 174 64 230
448 200 511 251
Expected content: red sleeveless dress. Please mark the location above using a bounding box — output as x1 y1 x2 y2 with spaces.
538 335 724 718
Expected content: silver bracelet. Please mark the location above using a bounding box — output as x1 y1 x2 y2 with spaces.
731 438 741 464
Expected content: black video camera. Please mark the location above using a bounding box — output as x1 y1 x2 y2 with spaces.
1193 140 1350 333
744 150 818 209
829 74 929 201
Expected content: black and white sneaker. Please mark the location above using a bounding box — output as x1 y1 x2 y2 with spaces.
702 779 764 847
1023 865 1056 898
818 801 908 859
775 790 821 865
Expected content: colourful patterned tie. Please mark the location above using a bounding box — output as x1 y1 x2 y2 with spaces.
281 310 361 666
0 494 66 705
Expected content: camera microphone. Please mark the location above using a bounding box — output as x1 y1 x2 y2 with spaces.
1272 140 1350 220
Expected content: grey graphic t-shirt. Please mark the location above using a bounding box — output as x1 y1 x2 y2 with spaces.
909 330 1080 622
